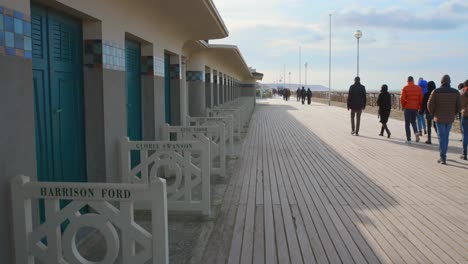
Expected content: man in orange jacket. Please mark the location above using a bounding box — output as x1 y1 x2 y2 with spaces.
401 76 423 143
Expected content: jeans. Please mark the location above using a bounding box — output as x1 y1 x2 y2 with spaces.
351 109 362 133
404 109 418 141
435 123 452 161
417 113 426 132
463 117 468 153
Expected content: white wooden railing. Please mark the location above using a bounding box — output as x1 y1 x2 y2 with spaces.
208 97 255 139
161 124 226 177
11 175 168 264
120 138 211 216
186 115 234 156
206 108 241 140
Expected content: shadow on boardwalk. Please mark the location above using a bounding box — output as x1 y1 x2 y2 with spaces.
201 102 429 264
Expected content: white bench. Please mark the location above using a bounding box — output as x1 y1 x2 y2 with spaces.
11 175 168 264
161 123 226 177
120 138 211 216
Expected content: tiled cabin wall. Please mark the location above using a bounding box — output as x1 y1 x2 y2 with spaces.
169 55 181 125
219 73 224 105
213 71 218 106
187 70 206 117
0 5 36 264
205 69 213 108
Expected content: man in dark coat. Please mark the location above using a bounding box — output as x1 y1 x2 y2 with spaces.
306 88 312 105
296 88 301 102
428 74 461 164
301 87 306 104
347 77 367 136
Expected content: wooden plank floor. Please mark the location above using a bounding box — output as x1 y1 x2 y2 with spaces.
201 98 468 264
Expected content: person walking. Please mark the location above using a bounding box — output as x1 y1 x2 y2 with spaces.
377 84 392 138
347 77 367 136
460 81 468 160
458 83 465 138
301 87 306 105
306 88 312 105
296 87 301 102
428 74 461 164
401 76 423 143
421 81 437 144
417 78 428 136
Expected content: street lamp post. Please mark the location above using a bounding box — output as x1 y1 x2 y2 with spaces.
305 62 308 87
288 72 291 89
354 30 362 77
328 14 332 106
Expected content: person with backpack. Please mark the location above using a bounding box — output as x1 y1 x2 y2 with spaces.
417 78 428 136
421 81 437 144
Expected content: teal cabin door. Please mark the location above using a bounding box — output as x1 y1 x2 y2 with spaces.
125 40 142 167
164 54 171 124
31 5 87 184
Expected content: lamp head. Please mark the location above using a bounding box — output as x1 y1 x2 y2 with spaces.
354 30 362 39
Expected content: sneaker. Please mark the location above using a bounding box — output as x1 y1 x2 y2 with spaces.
425 140 432 145
351 131 355 135
405 140 412 144
437 159 447 165
379 133 384 137
355 132 359 136
387 133 391 139
415 134 420 143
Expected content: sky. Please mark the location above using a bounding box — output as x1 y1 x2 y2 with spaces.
211 0 468 91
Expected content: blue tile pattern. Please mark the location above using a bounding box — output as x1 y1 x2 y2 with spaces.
186 71 205 82
154 57 164 77
0 5 31 59
84 39 126 71
4 15 13 31
14 18 22 34
14 33 23 49
5 31 13 47
103 40 125 71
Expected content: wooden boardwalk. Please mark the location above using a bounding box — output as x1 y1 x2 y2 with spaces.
201 98 468 264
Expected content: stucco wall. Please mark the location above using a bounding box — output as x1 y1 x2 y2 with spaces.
188 81 206 117
0 55 36 263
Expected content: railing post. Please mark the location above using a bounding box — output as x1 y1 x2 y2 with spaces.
11 175 34 264
120 137 131 183
150 177 169 264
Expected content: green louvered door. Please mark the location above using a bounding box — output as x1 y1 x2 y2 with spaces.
31 5 87 184
164 54 171 124
125 40 142 167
